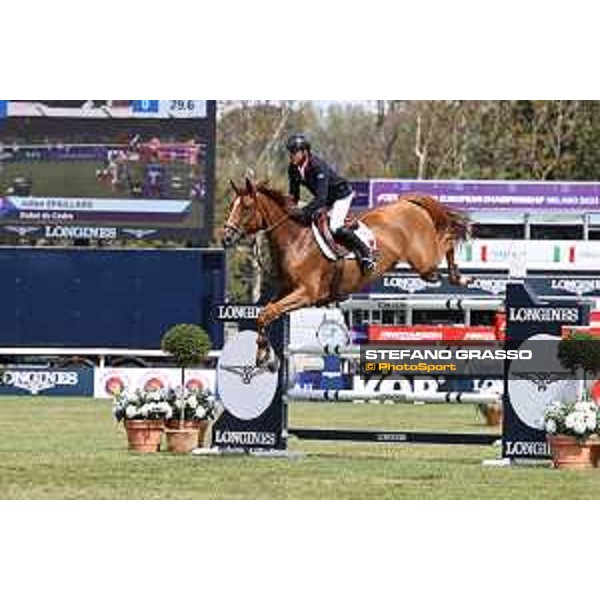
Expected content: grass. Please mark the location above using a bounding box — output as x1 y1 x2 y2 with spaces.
1 397 600 499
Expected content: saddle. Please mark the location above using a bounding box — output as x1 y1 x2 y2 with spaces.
312 209 377 262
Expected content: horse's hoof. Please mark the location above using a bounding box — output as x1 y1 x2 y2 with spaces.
421 271 440 283
266 356 280 373
256 354 268 369
458 275 473 286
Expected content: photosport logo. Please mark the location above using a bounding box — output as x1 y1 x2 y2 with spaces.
217 330 278 421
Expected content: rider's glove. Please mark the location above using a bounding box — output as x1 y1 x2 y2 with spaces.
288 207 311 226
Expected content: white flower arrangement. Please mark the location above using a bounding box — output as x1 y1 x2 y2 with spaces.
164 386 216 422
544 398 600 440
112 388 172 423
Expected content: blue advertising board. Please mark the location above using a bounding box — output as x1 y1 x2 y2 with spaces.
0 367 94 396
0 248 225 349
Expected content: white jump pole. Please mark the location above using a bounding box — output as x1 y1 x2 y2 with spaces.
286 388 501 404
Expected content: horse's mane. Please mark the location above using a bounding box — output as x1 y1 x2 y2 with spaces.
256 182 295 212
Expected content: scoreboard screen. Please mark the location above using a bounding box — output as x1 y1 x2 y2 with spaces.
0 100 216 245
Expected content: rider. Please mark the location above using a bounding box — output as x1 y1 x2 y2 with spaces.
285 133 376 273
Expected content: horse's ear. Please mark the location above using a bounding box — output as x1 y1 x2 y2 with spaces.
229 179 240 195
245 178 256 197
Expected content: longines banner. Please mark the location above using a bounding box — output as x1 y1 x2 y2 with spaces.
503 283 590 460
0 367 94 396
367 270 600 298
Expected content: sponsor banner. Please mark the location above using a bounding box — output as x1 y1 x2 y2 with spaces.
503 283 590 460
352 375 503 396
368 325 498 342
350 180 370 210
94 368 216 399
0 367 94 396
382 241 600 271
371 179 600 212
369 269 600 298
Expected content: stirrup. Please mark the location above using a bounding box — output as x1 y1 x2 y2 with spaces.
359 256 376 273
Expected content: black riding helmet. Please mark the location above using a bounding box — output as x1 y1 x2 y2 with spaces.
286 133 311 154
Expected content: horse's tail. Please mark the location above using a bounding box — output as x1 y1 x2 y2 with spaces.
404 194 471 242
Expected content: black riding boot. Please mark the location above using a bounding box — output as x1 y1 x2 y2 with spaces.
334 227 376 273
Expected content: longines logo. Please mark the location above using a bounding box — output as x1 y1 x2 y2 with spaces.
508 306 580 323
468 278 508 295
382 276 438 293
220 364 269 385
2 370 79 395
504 440 550 457
513 371 567 393
551 279 600 295
507 334 578 433
214 431 276 446
214 305 263 321
4 225 40 236
45 226 117 240
122 228 157 240
217 330 278 421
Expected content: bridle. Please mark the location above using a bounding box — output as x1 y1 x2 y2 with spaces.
225 191 292 241
225 191 294 274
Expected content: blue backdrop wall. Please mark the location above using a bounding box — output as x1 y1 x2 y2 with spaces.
0 248 225 348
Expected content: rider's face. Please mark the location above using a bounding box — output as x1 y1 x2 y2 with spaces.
289 149 307 166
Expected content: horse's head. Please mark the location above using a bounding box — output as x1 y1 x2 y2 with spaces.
223 178 296 248
222 178 265 248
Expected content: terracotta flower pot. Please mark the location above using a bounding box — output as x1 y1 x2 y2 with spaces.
547 435 600 470
125 419 164 453
165 420 210 452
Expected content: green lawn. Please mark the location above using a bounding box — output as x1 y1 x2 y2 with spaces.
1 397 600 499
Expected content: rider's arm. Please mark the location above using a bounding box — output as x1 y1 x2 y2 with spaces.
288 164 301 201
302 168 330 214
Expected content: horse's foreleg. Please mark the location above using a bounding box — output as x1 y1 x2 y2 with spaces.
446 245 472 287
256 289 312 368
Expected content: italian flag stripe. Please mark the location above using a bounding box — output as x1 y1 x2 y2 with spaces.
553 246 576 263
553 246 561 262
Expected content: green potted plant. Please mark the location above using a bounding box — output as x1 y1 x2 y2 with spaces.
558 331 600 400
543 332 600 468
112 389 171 453
161 324 212 453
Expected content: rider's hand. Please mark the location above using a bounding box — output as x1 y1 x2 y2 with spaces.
289 207 310 225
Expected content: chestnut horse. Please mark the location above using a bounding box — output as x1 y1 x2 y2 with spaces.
223 178 471 367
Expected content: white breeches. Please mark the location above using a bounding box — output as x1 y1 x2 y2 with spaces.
329 192 355 233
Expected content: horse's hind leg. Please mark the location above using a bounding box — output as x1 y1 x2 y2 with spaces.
446 245 472 287
406 244 443 284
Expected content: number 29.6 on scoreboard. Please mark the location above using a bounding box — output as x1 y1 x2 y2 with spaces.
132 100 206 118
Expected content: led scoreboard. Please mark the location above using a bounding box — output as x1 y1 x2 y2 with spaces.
0 100 216 245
